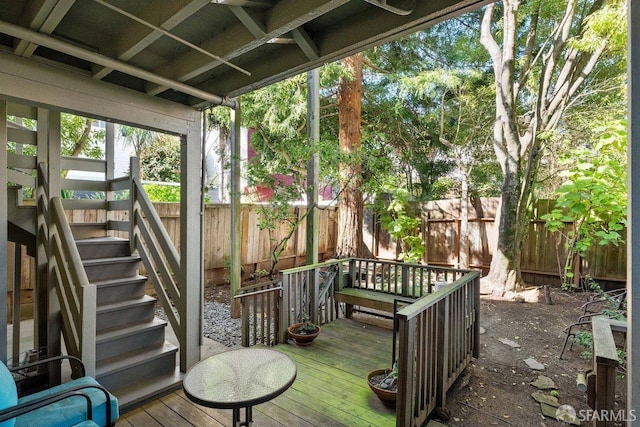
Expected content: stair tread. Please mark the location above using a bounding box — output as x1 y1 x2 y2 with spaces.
92 275 147 287
97 294 156 312
76 237 128 244
112 367 183 411
96 341 178 376
96 317 167 342
83 255 140 266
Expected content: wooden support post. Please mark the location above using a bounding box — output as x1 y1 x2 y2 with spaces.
47 110 62 383
35 108 49 363
180 115 203 369
105 122 115 236
627 0 640 417
230 102 242 319
306 68 319 266
0 101 7 363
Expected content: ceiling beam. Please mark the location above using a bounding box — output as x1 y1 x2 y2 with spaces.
0 20 237 108
145 0 350 96
291 27 319 60
196 0 492 98
14 0 76 57
211 0 274 7
229 6 266 38
0 51 199 135
92 0 210 80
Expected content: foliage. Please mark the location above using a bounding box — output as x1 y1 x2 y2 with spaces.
376 185 424 263
60 113 103 159
120 126 153 156
478 0 627 293
143 183 181 202
541 120 627 287
370 362 398 390
293 314 319 335
139 134 181 182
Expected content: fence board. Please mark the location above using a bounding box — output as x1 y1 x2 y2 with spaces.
371 198 626 286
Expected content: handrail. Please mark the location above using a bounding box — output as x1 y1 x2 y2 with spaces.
39 161 97 377
124 158 184 364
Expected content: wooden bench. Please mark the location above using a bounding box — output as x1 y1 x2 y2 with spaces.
334 288 414 318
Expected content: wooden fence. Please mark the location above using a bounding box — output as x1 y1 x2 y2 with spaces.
9 196 627 321
366 198 626 287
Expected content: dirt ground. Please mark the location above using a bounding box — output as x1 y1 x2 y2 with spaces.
204 284 627 427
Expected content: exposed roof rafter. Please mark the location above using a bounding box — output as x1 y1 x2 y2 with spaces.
15 0 76 57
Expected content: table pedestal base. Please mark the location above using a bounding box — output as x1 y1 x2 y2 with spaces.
232 406 253 427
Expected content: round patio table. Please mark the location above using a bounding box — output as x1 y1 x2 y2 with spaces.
183 348 297 427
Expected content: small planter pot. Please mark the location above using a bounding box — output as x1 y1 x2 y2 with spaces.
287 323 320 346
367 368 397 408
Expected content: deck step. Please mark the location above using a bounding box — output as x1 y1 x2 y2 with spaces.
70 222 108 239
95 275 148 305
112 367 183 411
96 295 155 331
96 318 167 362
76 237 130 259
95 341 178 392
83 256 140 282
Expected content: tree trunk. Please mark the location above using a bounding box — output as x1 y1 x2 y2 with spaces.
62 118 93 178
480 0 610 296
336 53 365 258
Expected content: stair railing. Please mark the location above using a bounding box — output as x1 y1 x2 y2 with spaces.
109 157 183 354
38 163 97 377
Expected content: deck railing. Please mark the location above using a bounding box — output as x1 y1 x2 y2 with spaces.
38 163 97 377
280 259 343 341
238 258 480 426
346 258 468 298
235 280 282 347
395 269 480 426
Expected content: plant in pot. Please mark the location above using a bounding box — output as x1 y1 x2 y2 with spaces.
287 315 321 346
367 363 397 408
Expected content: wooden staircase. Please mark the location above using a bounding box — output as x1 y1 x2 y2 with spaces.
70 233 181 409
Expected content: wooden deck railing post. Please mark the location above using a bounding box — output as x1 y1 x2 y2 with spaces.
472 274 481 358
280 275 290 343
401 264 409 297
396 315 416 427
436 296 450 409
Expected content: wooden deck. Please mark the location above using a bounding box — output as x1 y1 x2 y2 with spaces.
118 318 396 427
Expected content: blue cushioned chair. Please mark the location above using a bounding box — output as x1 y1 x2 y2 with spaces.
0 355 118 427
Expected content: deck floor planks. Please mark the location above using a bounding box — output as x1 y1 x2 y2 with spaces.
119 318 396 427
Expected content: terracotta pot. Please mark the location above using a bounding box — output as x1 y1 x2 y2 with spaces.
367 368 397 408
287 323 320 346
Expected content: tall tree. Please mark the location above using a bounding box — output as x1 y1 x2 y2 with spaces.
335 53 365 258
480 0 626 295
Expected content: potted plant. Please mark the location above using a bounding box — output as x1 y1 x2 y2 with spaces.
287 315 320 346
367 363 397 408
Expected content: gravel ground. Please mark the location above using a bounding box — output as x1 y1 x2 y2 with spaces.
155 300 242 347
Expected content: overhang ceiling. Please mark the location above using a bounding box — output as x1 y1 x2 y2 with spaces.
0 0 491 110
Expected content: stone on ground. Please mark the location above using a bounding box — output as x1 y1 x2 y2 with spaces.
498 338 521 348
530 375 556 390
524 357 545 370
